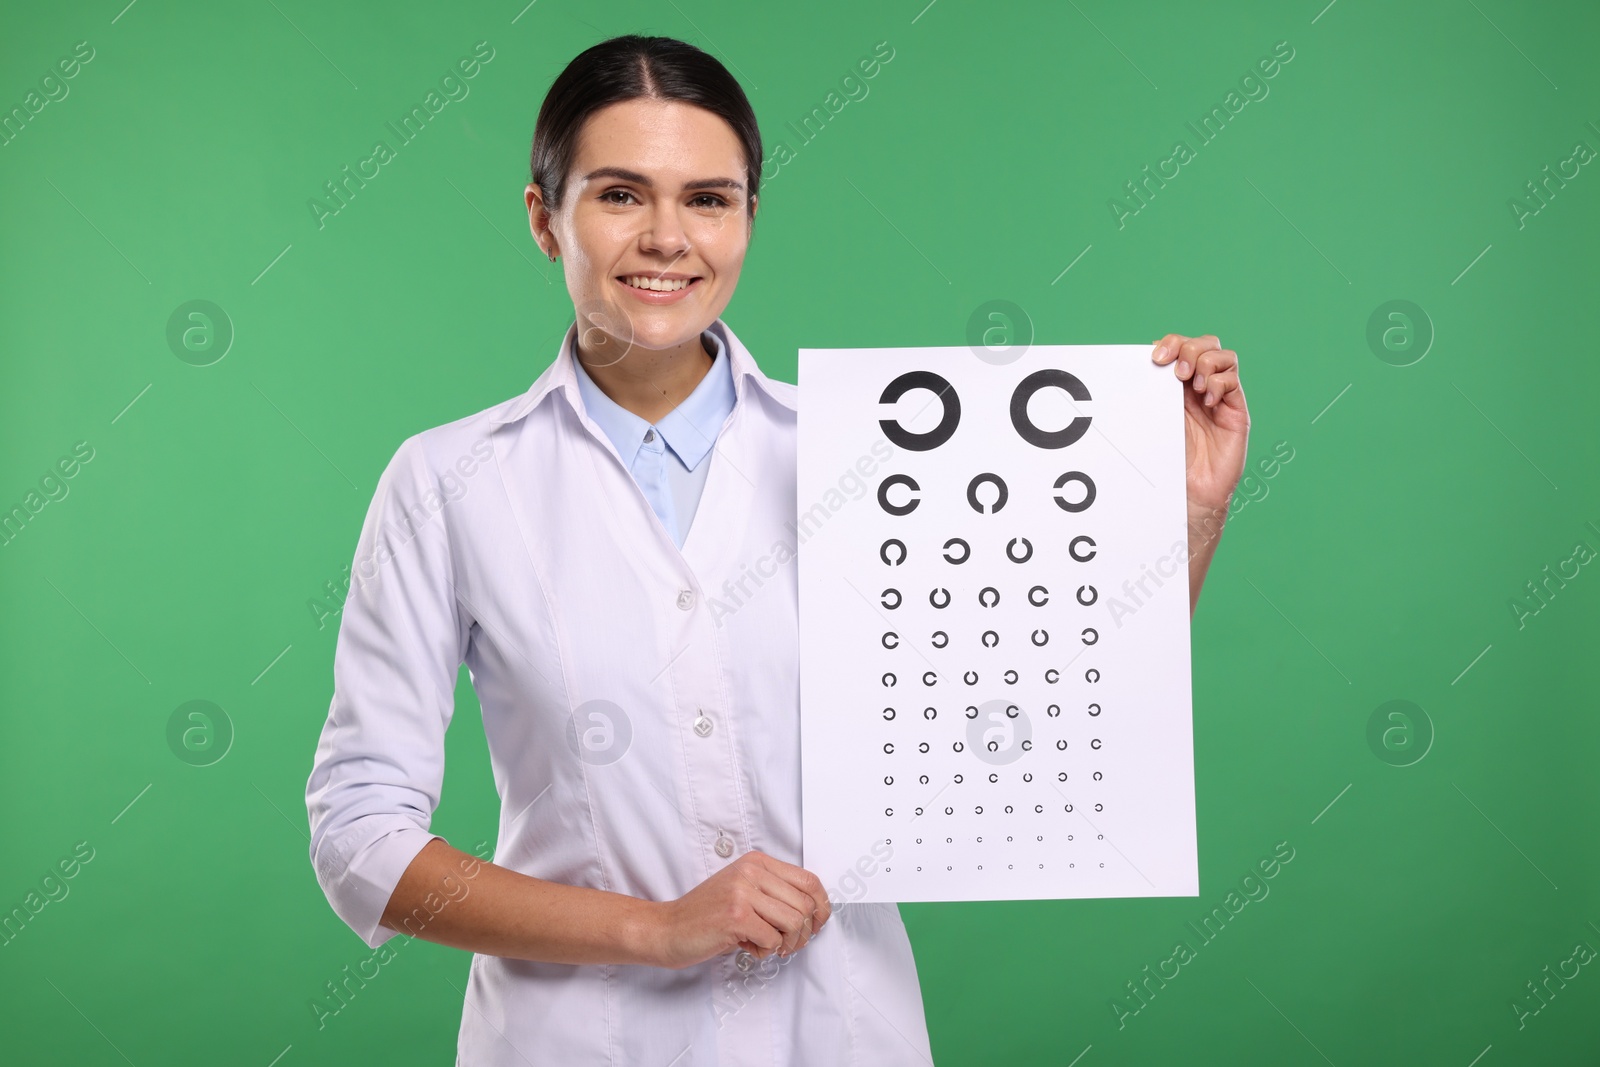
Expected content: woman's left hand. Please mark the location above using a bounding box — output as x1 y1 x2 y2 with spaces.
1151 334 1250 519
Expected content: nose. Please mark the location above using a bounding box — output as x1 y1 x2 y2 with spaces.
641 199 690 262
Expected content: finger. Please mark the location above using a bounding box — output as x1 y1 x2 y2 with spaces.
734 861 814 954
1218 374 1248 412
748 870 822 953
1173 335 1220 381
750 866 817 917
1189 348 1237 393
733 912 784 957
775 890 823 953
733 912 786 959
1151 334 1188 365
746 890 810 956
1202 369 1242 408
785 912 816 955
756 855 833 932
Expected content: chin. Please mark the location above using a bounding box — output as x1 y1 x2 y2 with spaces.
630 325 708 351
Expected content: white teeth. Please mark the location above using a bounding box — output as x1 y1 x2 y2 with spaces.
621 275 692 292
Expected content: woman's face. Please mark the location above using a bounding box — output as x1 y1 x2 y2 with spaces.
526 98 755 360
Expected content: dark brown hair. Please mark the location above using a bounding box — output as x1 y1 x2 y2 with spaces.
529 35 762 216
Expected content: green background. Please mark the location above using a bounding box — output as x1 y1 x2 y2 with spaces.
2 0 1596 1063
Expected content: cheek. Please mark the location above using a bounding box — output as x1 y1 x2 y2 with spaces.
714 254 743 283
569 208 632 254
588 222 634 257
693 206 749 241
696 225 748 274
705 261 743 304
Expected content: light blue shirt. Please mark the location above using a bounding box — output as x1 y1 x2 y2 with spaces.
571 328 736 549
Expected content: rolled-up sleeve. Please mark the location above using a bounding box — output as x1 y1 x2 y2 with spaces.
305 433 472 949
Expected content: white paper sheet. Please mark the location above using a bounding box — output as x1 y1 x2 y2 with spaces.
797 344 1197 903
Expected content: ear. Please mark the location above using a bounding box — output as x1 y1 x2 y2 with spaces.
525 183 557 257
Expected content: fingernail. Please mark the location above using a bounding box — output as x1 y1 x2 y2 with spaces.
1177 360 1189 375
1152 345 1166 362
1194 373 1205 389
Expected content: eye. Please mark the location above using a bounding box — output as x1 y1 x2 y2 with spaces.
599 188 638 205
691 193 729 208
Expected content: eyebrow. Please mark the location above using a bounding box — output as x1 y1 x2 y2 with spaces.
580 165 744 194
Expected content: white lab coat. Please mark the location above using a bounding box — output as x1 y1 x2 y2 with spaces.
305 317 934 1065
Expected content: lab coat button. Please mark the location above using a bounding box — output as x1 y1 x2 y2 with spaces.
694 714 713 737
644 429 656 442
677 589 694 610
734 950 755 972
714 835 734 858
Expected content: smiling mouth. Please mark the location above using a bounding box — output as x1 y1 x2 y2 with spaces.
617 275 702 293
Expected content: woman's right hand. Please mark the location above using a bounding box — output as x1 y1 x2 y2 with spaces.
650 850 833 970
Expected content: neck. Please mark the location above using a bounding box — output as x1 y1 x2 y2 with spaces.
576 330 713 424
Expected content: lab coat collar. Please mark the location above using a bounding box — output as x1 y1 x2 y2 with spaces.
489 315 796 429
570 327 734 474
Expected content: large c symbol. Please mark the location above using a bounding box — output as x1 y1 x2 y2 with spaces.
1011 368 1092 448
879 371 960 451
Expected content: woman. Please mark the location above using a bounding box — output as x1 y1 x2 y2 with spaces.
305 34 1248 1066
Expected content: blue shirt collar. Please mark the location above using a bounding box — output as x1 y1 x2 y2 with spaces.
570 328 735 471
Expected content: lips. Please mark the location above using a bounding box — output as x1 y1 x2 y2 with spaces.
614 276 703 304
617 275 701 292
